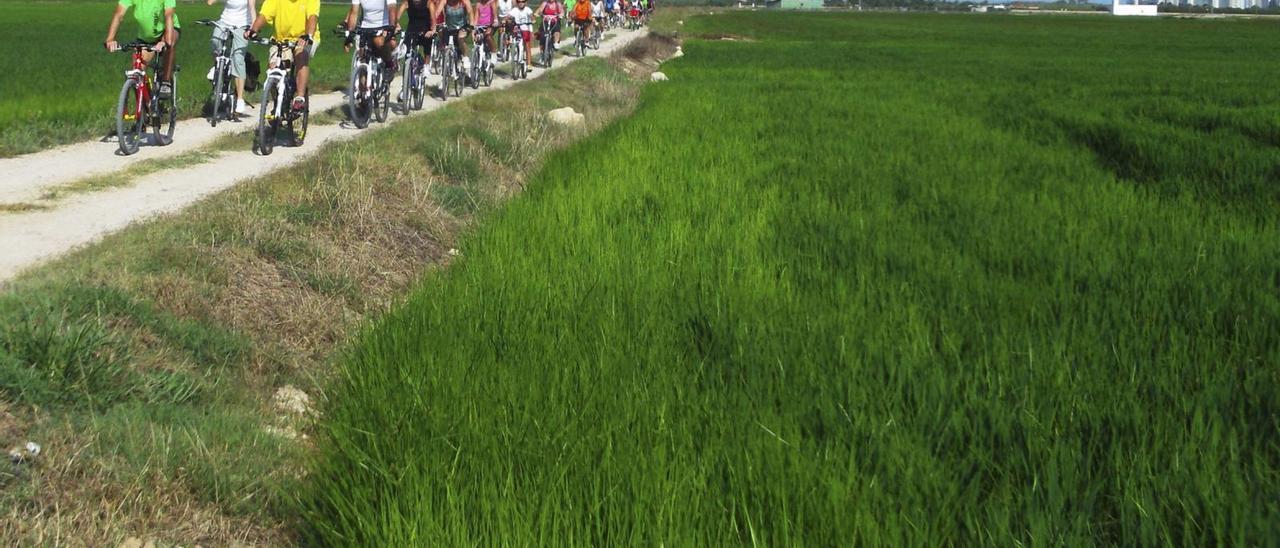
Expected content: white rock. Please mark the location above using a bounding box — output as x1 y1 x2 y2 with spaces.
448 248 460 257
673 47 684 58
650 72 669 82
677 20 684 25
273 385 313 416
546 107 586 128
8 441 40 464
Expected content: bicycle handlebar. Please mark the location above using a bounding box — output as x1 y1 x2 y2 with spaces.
112 40 159 53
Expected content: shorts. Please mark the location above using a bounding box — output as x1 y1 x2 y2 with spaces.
210 27 248 78
269 40 317 68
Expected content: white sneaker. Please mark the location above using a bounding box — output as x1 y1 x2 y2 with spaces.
206 67 216 81
235 99 250 115
462 57 472 70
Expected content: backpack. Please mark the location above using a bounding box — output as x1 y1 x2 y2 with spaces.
244 50 262 92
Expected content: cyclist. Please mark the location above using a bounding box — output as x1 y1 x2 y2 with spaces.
104 0 181 99
345 0 399 79
432 0 476 74
604 0 617 26
397 0 434 74
496 0 513 59
507 0 534 70
571 0 591 50
207 0 255 115
590 0 603 34
536 0 563 63
474 0 496 68
244 0 319 112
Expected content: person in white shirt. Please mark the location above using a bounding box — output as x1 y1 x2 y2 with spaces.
590 0 603 31
507 0 533 69
208 0 256 114
345 0 400 76
495 0 513 59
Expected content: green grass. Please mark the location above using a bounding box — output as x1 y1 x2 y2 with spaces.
302 12 1280 545
0 0 351 157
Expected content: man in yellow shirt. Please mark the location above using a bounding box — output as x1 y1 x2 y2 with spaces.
245 0 319 110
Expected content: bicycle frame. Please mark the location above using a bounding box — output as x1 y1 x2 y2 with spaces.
125 49 153 119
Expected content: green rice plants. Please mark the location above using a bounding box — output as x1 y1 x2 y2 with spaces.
303 11 1280 545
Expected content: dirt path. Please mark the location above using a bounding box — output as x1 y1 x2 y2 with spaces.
0 28 648 283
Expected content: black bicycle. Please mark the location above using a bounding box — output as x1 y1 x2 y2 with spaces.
397 30 430 111
196 19 244 126
250 38 308 155
539 17 557 68
436 24 471 100
338 26 393 127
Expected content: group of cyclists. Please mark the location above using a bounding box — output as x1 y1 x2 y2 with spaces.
102 0 655 136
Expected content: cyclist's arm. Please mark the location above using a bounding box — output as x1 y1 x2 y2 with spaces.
105 3 127 49
249 0 258 25
163 7 177 46
345 3 359 31
463 0 476 26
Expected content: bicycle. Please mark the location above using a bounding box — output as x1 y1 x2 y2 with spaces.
469 25 494 89
573 20 587 57
505 23 528 80
111 41 178 156
250 38 308 155
397 30 430 111
590 18 602 49
196 19 244 127
538 18 557 68
339 26 392 128
436 24 469 100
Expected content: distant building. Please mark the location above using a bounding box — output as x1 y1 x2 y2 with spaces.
1112 0 1158 14
772 0 820 8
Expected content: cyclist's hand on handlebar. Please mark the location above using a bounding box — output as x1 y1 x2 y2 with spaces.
244 28 257 40
152 41 167 53
104 40 119 52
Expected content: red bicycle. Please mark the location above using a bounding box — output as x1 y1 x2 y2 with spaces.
112 41 177 155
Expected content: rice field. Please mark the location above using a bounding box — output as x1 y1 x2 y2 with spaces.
301 11 1280 545
0 0 351 157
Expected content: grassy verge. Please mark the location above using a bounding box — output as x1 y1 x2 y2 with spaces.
302 12 1278 545
0 37 671 544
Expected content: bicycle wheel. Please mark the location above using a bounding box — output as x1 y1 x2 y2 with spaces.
400 52 413 113
349 64 372 128
412 54 427 110
453 59 464 97
157 75 177 146
375 73 390 123
256 77 279 155
440 55 453 101
116 77 144 156
292 89 309 147
484 59 494 87
210 65 225 127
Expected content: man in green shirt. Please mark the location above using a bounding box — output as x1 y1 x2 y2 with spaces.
104 0 182 98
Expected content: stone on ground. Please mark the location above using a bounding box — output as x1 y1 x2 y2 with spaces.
547 107 586 128
651 71 669 82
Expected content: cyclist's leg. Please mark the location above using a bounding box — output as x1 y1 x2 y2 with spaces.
231 30 249 105
371 32 396 70
162 29 180 84
484 27 495 60
456 28 469 64
295 42 313 102
523 28 533 66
